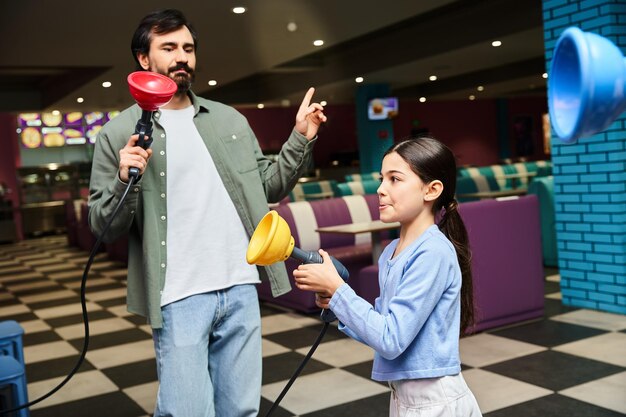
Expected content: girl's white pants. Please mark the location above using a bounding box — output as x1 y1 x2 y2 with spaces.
389 373 482 417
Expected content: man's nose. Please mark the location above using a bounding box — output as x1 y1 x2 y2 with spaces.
175 48 187 63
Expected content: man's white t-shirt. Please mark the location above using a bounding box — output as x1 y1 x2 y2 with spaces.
158 105 260 306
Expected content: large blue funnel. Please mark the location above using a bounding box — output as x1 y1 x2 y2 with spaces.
548 27 626 143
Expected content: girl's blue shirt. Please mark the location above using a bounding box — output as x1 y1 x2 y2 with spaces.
329 224 462 381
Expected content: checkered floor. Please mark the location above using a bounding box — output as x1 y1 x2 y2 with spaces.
0 235 625 416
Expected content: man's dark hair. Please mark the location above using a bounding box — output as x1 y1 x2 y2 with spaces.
131 9 198 70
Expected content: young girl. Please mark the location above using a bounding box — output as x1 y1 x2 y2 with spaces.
293 137 482 417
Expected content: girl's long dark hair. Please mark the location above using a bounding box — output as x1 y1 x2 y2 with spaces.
384 137 475 334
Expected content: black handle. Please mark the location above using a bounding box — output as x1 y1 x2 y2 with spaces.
291 247 349 322
129 110 154 180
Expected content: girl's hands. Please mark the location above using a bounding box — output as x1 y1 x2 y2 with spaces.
293 249 345 297
315 293 332 309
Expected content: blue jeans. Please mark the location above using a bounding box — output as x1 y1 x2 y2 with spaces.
152 284 261 417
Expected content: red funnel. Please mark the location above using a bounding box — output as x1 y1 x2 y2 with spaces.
127 71 178 111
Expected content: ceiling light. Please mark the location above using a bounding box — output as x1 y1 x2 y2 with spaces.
355 76 364 83
287 22 297 32
102 81 112 88
232 7 246 14
542 72 548 79
208 80 217 86
469 95 476 100
320 100 327 106
313 40 324 47
77 97 84 103
52 110 60 115
429 75 437 81
491 40 502 47
419 97 426 103
257 103 265 109
477 86 484 91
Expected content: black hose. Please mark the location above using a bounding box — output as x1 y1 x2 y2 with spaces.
263 321 329 417
0 179 135 416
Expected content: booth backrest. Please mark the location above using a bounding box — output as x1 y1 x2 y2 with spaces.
456 175 501 201
345 172 379 182
458 160 552 189
337 180 380 196
289 180 339 201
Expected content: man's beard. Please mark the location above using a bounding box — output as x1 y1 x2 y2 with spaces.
164 64 195 95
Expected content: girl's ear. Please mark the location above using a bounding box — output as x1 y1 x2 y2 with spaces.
424 180 443 202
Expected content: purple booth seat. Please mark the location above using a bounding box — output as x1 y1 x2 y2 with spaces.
357 195 544 333
257 194 389 313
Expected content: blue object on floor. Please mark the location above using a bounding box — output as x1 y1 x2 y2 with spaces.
0 355 30 417
0 320 25 366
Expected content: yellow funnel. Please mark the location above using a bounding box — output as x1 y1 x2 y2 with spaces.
246 210 295 266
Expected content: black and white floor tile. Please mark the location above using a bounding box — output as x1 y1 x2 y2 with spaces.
0 236 625 416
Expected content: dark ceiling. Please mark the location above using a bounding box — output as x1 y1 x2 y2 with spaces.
0 0 546 113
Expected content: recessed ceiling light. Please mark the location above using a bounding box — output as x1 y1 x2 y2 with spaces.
355 76 364 83
313 40 324 47
287 22 297 32
320 100 327 106
491 40 502 47
542 72 548 79
257 103 265 109
52 110 60 115
77 97 84 103
419 97 426 103
477 86 484 91
208 80 217 86
469 95 476 100
102 81 112 88
232 7 246 14
429 75 437 81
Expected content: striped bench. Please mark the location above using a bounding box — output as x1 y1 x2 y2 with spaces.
344 172 379 182
336 180 380 196
257 194 389 313
288 180 339 202
458 161 551 190
456 174 502 202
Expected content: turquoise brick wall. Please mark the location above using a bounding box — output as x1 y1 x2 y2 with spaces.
543 0 626 314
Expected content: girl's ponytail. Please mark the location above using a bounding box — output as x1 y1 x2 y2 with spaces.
438 199 475 334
